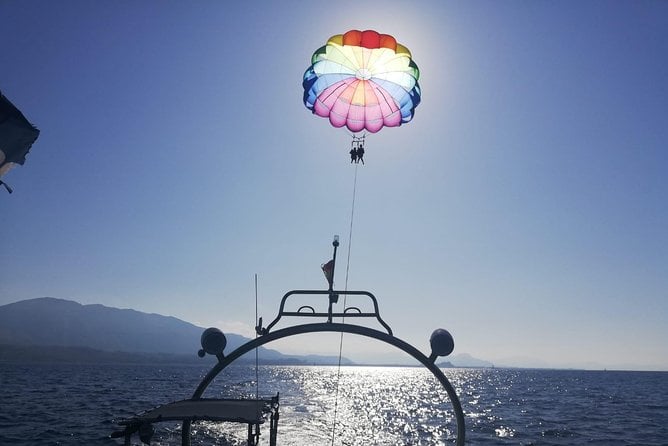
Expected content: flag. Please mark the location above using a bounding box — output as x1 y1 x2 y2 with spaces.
0 90 40 191
321 259 334 287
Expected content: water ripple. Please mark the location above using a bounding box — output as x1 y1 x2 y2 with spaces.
1 364 667 445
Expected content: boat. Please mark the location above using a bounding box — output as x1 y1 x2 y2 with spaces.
112 238 465 445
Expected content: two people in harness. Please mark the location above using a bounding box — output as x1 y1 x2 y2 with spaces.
349 144 365 164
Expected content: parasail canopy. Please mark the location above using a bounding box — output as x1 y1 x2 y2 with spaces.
303 29 421 134
0 90 40 192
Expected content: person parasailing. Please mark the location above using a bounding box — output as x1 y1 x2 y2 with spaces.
302 29 422 162
357 143 364 165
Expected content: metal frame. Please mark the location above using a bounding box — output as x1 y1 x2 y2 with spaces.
262 289 393 334
180 288 465 446
116 396 279 446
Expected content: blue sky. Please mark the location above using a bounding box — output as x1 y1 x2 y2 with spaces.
1 1 667 370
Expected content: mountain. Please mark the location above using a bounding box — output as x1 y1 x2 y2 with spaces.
0 297 352 365
448 353 495 368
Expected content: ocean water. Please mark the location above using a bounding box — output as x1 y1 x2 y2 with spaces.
1 363 667 445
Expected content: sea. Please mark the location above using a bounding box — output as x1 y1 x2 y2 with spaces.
1 363 667 445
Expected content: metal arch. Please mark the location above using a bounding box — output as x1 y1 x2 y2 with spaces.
185 322 465 446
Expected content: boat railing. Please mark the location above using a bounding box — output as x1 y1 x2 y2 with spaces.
258 289 393 335
112 394 279 446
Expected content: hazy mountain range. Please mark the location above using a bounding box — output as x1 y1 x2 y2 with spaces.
0 297 351 365
0 297 492 367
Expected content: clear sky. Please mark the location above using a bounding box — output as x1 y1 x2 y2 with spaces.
1 1 667 370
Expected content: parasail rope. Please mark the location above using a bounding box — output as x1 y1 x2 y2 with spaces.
330 161 359 445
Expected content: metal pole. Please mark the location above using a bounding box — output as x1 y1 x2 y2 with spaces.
327 235 340 322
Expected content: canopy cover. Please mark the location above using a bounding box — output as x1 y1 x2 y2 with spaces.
303 29 421 133
0 91 40 179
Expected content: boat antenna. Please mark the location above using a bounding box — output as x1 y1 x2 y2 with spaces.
330 163 359 445
254 273 259 401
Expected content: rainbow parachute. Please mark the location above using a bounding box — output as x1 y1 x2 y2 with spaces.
303 30 421 134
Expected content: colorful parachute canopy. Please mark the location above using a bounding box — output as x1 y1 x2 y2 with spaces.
303 29 421 134
0 91 40 184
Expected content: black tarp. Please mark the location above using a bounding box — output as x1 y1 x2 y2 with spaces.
0 90 40 170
